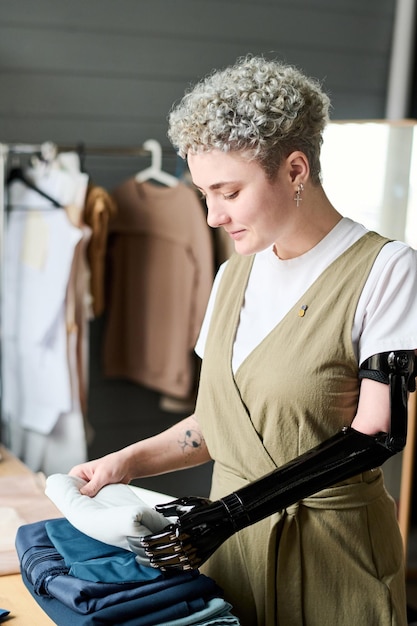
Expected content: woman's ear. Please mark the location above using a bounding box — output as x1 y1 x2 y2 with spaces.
286 151 310 184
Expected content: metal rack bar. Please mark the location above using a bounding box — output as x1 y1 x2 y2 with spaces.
2 143 174 157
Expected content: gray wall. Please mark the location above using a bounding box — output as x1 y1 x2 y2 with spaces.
0 0 397 498
1 0 395 184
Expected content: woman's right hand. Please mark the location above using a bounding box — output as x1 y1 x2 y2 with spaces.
69 448 134 497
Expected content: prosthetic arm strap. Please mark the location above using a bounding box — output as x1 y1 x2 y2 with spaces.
220 350 416 532
359 351 417 392
359 350 416 451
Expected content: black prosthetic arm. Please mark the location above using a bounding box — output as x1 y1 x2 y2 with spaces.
138 350 416 571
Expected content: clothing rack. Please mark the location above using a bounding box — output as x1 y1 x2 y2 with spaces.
1 141 180 213
0 140 178 443
0 141 177 202
0 138 177 283
0 141 176 196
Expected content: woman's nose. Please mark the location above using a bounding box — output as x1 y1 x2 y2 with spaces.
206 199 229 229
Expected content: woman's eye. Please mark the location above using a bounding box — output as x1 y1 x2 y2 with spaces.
224 191 238 200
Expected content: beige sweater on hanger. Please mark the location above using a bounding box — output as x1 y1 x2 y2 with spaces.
104 178 214 400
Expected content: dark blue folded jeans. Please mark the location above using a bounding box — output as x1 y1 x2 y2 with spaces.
16 519 222 625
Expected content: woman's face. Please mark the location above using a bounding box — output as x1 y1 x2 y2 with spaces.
188 149 297 256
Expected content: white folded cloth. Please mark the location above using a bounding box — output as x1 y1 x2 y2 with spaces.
45 474 172 560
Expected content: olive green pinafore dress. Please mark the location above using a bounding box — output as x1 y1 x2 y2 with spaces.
195 232 407 626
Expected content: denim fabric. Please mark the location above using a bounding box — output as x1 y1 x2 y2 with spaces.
16 520 224 624
163 597 241 625
46 517 160 583
21 568 209 626
15 518 69 595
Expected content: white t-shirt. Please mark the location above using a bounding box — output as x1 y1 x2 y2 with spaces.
195 218 417 372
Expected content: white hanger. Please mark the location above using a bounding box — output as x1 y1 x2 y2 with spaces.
135 139 179 187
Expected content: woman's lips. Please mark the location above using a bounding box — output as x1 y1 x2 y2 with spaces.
227 229 245 240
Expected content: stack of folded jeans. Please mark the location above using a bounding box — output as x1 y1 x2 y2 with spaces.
16 518 240 625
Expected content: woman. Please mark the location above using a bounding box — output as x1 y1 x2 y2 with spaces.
70 56 417 625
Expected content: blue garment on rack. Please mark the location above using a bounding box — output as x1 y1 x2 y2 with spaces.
16 519 224 624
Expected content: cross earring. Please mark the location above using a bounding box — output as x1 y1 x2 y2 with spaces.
294 183 304 207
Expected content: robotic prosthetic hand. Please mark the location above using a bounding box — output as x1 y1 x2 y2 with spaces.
134 350 416 571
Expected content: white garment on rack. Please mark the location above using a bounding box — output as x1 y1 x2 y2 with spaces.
22 411 88 477
2 154 89 473
3 210 80 432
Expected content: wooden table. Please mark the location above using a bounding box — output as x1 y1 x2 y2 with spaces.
0 446 56 625
0 446 173 626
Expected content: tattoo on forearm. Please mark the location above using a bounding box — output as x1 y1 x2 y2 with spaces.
178 429 203 452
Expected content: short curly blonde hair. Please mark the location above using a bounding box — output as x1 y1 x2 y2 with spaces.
168 55 330 183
